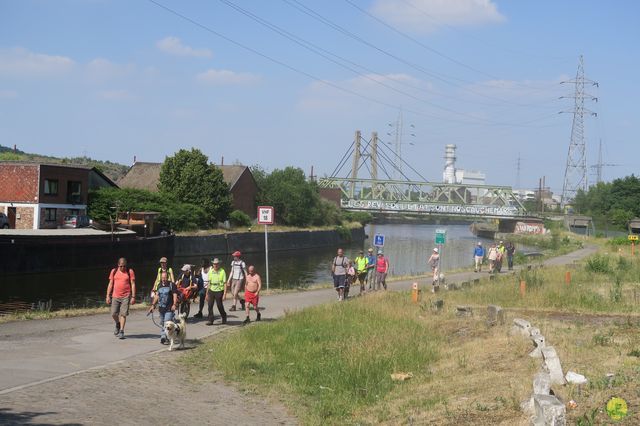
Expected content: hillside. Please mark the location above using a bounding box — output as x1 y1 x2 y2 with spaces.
0 145 129 182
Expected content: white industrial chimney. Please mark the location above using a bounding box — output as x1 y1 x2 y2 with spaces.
443 144 457 184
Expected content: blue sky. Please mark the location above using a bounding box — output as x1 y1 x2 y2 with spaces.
1 0 638 194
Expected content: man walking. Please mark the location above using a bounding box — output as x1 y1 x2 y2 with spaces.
473 242 485 272
106 257 136 340
243 265 262 324
365 248 376 290
148 271 178 345
206 258 227 325
506 241 516 270
331 248 349 301
227 251 247 312
354 250 369 295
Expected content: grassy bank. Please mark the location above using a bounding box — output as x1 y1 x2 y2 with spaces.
184 292 441 424
440 252 640 315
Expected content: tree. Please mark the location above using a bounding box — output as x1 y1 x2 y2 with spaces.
159 148 232 226
88 187 208 231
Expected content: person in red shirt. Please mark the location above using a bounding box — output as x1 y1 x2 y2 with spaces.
106 257 136 339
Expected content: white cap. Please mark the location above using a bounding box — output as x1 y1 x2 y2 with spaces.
181 264 191 272
433 248 439 253
477 242 482 245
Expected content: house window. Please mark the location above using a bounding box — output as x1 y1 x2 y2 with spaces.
45 208 57 222
67 181 82 204
44 179 59 195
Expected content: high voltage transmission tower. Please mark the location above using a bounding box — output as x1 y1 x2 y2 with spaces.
560 55 598 209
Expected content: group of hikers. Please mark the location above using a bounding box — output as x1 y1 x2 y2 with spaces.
330 247 389 301
473 240 516 274
105 251 262 343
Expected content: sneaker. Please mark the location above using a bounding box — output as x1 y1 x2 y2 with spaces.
240 299 246 310
160 337 166 344
205 321 213 326
230 306 236 311
221 317 227 324
256 312 261 322
114 322 120 336
194 312 203 319
243 317 250 325
118 330 125 340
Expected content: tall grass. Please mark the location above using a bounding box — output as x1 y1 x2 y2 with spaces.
185 293 440 424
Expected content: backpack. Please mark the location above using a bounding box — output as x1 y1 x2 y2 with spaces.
333 256 347 268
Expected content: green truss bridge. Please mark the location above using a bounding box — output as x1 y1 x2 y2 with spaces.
318 131 527 220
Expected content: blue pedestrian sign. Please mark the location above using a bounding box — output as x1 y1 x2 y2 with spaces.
374 233 385 247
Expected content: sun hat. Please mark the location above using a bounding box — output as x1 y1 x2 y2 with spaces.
377 250 383 255
181 264 191 272
477 242 482 246
212 258 221 264
433 248 439 253
368 248 374 252
232 250 241 257
159 257 168 263
359 249 364 253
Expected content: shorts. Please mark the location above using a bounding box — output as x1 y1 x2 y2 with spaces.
231 278 244 295
111 296 130 317
357 272 367 282
245 290 259 306
333 274 346 289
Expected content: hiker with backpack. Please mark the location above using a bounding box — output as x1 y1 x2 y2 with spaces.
227 251 248 312
148 271 178 345
106 257 136 340
331 248 349 301
150 256 175 300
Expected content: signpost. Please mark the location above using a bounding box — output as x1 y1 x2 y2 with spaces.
257 206 274 290
629 234 638 256
374 233 385 247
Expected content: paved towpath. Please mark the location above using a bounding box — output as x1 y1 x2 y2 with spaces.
0 244 597 395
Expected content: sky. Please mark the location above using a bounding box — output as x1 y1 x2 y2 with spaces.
1 0 638 194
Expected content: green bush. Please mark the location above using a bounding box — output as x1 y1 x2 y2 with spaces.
585 254 611 274
341 211 374 225
229 210 252 227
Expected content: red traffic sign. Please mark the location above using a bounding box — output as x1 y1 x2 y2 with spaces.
257 206 274 225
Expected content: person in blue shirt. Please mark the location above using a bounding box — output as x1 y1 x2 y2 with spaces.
473 242 485 273
365 248 377 291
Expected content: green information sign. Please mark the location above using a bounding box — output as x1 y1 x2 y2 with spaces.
435 229 446 244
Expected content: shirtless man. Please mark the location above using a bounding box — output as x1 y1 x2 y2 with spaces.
243 265 262 324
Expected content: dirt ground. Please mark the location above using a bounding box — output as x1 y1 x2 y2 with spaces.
0 347 297 426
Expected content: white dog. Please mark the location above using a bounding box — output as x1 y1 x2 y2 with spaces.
164 312 187 351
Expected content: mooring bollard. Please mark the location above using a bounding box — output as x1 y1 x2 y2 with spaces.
520 280 526 297
411 282 420 304
565 271 571 285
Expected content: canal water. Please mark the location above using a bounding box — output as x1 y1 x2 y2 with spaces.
0 223 513 310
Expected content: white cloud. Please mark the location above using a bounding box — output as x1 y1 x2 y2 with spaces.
97 89 135 101
370 0 505 33
196 69 261 86
0 90 18 99
0 47 75 76
86 58 135 81
156 36 212 58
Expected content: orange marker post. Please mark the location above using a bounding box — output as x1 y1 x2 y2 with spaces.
565 271 571 285
519 280 526 297
411 282 420 304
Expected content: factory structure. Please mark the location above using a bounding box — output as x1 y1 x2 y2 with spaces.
442 144 487 186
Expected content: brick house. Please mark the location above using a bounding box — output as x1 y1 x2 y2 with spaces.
117 162 258 218
0 162 118 229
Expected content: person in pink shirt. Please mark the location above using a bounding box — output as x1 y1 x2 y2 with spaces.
374 250 389 291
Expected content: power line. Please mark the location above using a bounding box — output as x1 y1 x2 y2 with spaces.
282 0 549 107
